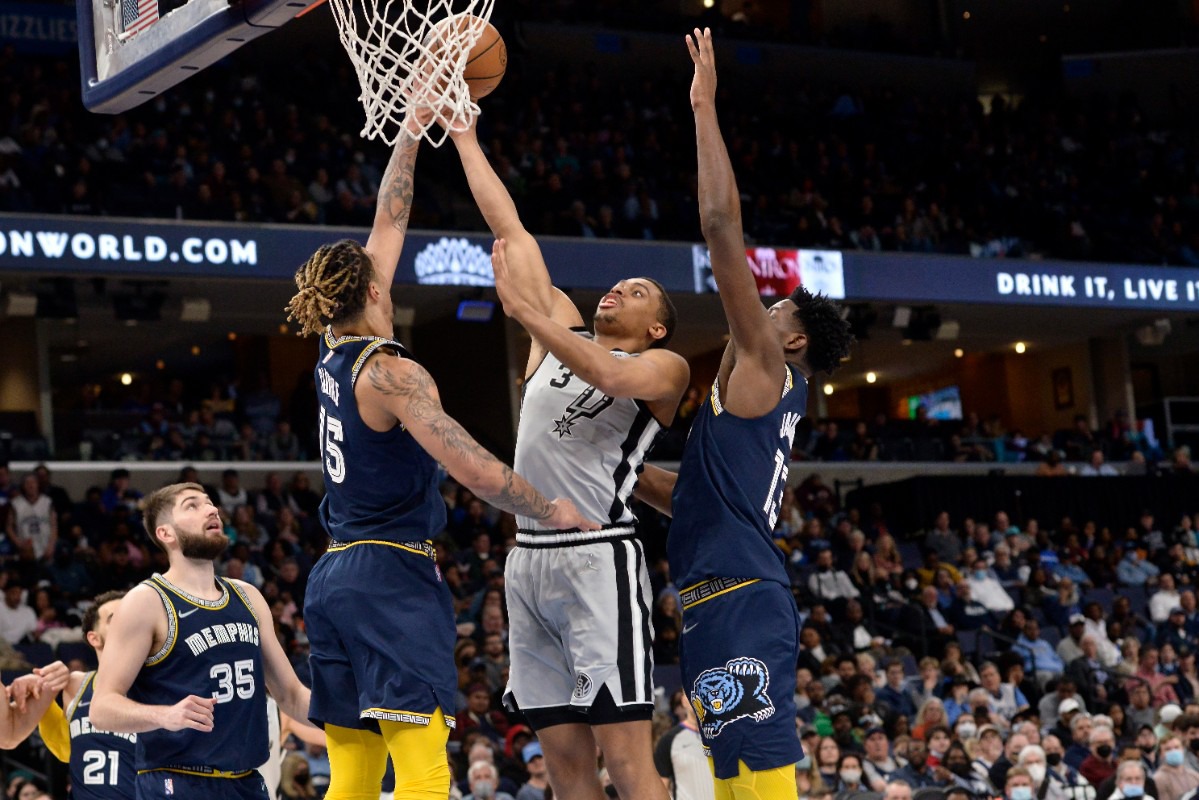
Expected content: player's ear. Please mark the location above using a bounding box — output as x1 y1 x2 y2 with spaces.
85 630 101 649
784 330 807 353
647 321 667 344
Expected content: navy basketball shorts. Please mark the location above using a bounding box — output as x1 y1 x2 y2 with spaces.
304 539 458 733
135 769 268 800
678 579 803 780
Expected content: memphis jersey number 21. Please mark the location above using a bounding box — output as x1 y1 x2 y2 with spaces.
319 406 345 484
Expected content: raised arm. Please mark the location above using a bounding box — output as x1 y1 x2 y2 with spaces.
363 114 426 287
360 353 598 531
633 464 678 518
492 240 688 407
689 29 785 412
91 585 216 735
233 580 316 731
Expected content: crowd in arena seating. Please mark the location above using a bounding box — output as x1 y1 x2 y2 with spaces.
5 20 1199 267
3 446 1199 797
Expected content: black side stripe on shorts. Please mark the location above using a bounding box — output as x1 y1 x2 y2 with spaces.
607 403 654 523
633 540 653 703
612 541 636 702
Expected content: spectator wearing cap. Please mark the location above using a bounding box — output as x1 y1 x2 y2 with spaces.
968 558 1016 614
863 726 906 790
515 741 549 800
1159 705 1184 739
1016 619 1066 687
653 689 712 800
1152 576 1183 625
1041 680 1087 738
1155 733 1199 800
971 725 1003 788
1156 608 1191 656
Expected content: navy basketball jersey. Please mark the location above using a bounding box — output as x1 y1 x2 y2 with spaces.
67 671 137 799
129 575 268 773
668 365 807 590
315 331 446 543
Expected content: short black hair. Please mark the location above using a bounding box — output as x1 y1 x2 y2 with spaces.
644 277 677 349
82 591 126 634
787 285 854 374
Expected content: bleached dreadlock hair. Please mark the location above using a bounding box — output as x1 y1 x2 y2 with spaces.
286 239 376 336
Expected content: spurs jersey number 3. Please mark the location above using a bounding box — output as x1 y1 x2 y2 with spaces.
514 331 660 530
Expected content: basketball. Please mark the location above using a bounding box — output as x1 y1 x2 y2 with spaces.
463 20 506 99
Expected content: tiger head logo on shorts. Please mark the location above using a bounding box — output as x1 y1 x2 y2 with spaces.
690 656 775 738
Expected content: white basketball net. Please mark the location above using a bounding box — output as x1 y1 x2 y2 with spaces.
327 0 496 147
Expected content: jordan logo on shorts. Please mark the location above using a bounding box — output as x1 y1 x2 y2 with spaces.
690 657 775 738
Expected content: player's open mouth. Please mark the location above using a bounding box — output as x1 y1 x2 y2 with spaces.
205 520 222 533
599 295 620 309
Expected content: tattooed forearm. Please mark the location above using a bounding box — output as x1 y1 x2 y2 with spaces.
367 358 556 520
379 134 420 236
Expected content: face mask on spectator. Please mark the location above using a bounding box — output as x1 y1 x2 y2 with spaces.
841 769 862 785
1123 785 1144 798
1190 739 1199 754
1166 750 1185 767
474 780 496 799
1011 786 1033 800
1028 765 1046 784
974 570 987 581
1097 745 1113 759
1046 753 1063 767
959 722 978 739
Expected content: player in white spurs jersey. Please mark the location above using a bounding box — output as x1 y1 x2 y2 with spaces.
451 119 689 800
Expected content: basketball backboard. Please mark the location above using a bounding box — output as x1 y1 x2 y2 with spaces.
77 0 323 113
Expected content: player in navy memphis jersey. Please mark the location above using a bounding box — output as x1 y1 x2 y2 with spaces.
285 106 594 800
453 112 688 799
635 30 854 800
90 484 317 800
38 591 137 799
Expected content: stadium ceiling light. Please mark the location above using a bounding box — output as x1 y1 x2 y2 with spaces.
866 372 878 384
1015 342 1027 354
823 384 834 396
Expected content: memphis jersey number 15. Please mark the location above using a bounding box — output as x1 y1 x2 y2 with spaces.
319 406 345 484
763 411 801 528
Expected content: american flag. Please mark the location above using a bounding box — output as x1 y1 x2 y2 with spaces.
121 0 158 36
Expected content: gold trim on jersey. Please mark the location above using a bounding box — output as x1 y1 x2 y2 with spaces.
66 671 95 720
327 539 434 560
144 582 178 667
227 581 260 626
150 574 230 610
137 767 255 779
680 577 760 610
709 366 795 417
323 329 375 349
361 708 457 729
351 339 389 387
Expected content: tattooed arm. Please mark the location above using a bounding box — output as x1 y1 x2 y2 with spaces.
364 122 422 287
359 353 598 531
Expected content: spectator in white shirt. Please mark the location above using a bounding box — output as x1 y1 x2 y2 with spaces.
1079 450 1119 476
810 549 860 605
968 558 1016 614
1151 574 1183 624
0 582 36 645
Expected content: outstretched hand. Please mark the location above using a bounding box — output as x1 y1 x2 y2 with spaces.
491 238 531 320
686 27 717 110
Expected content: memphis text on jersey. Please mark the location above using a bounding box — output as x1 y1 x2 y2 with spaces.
183 622 261 657
319 367 340 406
71 715 137 743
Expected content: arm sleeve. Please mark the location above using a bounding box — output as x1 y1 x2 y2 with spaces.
38 701 71 763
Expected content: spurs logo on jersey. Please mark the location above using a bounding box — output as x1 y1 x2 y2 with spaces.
515 331 660 530
552 384 615 439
